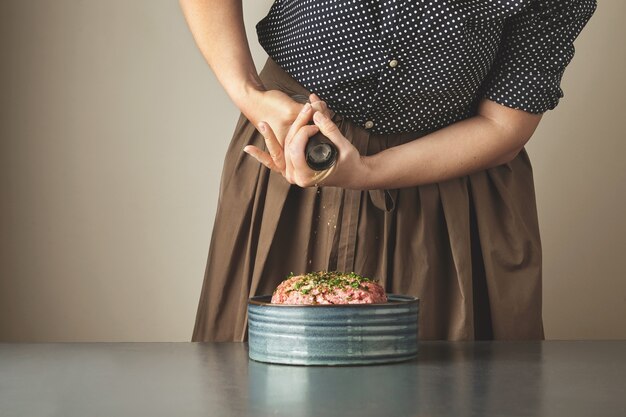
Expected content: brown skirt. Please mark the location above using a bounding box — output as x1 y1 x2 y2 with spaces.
191 56 545 342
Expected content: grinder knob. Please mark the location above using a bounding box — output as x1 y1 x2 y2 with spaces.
305 134 338 171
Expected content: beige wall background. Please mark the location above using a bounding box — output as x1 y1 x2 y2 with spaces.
0 1 623 342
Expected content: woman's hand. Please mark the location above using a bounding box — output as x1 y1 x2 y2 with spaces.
243 93 371 189
241 88 305 148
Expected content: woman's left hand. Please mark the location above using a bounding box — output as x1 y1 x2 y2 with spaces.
243 93 370 189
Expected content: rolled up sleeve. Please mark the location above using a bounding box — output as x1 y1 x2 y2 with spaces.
481 0 598 114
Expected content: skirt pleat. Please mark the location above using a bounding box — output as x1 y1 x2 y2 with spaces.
191 57 544 342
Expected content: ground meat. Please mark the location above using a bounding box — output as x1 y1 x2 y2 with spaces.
270 271 387 305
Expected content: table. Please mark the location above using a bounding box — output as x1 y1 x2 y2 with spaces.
1 341 624 416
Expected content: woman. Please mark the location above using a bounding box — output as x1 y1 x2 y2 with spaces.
180 0 597 342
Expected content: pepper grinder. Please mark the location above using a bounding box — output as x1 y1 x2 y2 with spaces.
290 93 338 171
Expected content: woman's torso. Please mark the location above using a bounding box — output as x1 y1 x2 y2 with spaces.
255 0 530 135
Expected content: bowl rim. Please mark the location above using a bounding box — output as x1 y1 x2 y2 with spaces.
248 293 419 307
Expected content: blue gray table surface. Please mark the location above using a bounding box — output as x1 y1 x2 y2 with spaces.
1 341 624 417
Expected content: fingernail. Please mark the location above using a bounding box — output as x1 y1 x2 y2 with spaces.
301 103 311 113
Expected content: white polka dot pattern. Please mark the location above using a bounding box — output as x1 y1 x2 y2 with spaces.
255 0 597 134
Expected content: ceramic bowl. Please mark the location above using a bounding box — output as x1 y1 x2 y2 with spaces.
247 294 419 366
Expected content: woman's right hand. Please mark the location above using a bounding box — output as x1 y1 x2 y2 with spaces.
242 89 306 147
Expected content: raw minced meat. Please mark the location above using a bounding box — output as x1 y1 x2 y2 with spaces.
270 271 387 305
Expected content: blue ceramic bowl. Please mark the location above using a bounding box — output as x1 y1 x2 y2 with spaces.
247 294 419 366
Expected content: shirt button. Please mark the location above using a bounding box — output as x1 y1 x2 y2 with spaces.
364 120 374 129
389 59 398 68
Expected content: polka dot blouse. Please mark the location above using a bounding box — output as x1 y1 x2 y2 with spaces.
255 0 597 135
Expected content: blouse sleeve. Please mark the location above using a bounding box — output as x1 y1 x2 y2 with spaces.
480 0 598 114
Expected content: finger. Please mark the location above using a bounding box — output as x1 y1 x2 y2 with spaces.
284 103 314 182
310 100 332 120
312 110 351 152
284 143 296 184
243 145 279 172
308 93 325 109
309 92 322 103
308 93 332 121
259 121 286 172
288 127 315 170
283 134 296 183
289 125 329 187
285 102 314 149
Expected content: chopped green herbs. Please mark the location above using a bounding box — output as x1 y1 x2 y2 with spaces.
282 270 379 295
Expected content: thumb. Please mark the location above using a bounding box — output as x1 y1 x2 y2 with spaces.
312 110 351 152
